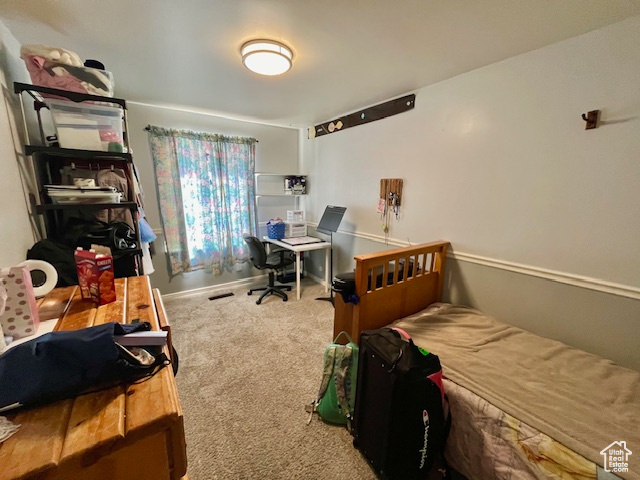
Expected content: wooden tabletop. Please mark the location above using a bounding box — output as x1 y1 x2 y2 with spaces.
0 276 187 480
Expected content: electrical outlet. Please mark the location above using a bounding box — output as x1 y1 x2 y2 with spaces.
318 265 323 272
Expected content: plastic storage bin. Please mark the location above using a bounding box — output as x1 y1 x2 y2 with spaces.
287 210 305 221
46 99 124 152
21 44 115 97
284 221 307 237
25 61 115 97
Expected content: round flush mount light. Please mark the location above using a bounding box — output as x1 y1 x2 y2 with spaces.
241 39 293 76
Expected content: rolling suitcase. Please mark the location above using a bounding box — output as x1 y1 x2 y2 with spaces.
353 327 449 480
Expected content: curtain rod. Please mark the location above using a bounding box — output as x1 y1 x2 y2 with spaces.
143 124 258 142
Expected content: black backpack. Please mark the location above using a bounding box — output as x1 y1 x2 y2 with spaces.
27 239 78 287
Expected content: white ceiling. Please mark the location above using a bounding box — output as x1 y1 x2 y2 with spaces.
2 0 640 128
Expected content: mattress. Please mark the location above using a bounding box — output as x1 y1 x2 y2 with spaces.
392 303 639 480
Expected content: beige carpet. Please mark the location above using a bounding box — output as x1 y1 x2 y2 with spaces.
165 278 377 480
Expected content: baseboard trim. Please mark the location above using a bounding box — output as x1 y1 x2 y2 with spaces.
306 224 640 301
161 274 266 300
163 272 327 300
306 272 328 287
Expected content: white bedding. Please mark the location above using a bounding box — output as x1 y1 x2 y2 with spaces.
392 304 639 480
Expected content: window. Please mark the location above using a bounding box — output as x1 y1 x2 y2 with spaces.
148 126 257 276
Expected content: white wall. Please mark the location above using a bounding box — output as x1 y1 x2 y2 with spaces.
301 16 640 369
127 103 299 295
0 19 37 268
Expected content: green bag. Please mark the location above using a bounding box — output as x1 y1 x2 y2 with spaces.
306 331 359 428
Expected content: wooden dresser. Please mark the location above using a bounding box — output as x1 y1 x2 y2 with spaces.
0 276 187 480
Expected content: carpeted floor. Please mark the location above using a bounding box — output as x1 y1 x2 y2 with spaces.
165 278 377 480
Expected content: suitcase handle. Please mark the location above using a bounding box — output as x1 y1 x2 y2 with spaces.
391 327 411 342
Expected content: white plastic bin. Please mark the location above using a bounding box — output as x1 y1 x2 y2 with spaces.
46 99 124 152
287 210 305 222
284 221 307 238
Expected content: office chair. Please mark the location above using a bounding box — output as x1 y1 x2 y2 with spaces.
243 234 294 304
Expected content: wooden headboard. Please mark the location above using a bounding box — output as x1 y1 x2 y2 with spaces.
333 241 449 343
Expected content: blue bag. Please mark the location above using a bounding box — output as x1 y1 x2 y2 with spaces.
139 216 157 243
0 322 167 412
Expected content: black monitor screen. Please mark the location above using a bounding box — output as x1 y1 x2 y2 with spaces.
317 205 346 233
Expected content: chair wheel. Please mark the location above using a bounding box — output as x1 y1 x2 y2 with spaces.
283 298 288 302
247 291 252 296
256 299 261 305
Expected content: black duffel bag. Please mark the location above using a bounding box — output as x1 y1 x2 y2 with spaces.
27 239 78 287
61 218 139 278
62 217 138 252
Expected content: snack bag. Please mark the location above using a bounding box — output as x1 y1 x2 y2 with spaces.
74 247 116 305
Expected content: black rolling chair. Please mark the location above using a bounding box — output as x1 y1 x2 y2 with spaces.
243 234 295 304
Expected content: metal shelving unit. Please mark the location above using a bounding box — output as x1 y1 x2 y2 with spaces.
15 82 144 275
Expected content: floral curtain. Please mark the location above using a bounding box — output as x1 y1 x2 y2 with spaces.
148 126 257 276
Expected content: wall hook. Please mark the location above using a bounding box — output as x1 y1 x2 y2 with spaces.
582 110 600 130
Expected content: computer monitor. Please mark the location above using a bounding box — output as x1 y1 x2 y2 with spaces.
316 205 346 234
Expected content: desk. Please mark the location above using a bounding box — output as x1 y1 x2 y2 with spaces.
0 276 187 480
263 237 331 300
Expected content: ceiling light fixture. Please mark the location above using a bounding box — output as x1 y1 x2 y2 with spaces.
241 39 293 76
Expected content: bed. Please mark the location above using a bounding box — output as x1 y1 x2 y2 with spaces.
333 241 640 480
